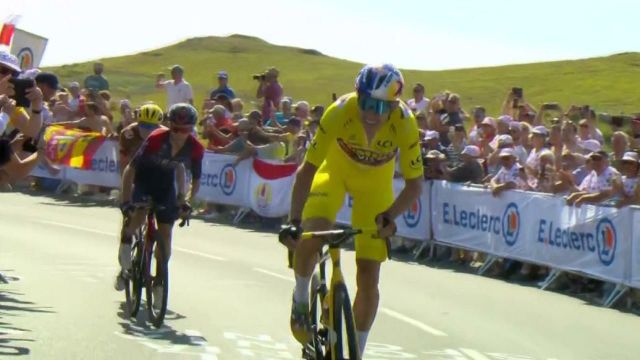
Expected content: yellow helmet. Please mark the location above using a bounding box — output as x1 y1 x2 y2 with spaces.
138 103 163 125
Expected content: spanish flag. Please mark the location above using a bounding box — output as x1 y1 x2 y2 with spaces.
44 126 106 169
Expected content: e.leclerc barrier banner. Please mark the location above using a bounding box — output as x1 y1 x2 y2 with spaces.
196 153 251 207
432 181 631 284
336 178 431 241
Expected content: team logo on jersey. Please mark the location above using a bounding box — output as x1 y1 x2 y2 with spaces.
337 138 397 167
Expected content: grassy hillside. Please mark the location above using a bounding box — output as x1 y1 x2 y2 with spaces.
46 34 640 118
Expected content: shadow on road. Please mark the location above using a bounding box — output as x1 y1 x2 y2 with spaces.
115 301 202 347
0 287 55 356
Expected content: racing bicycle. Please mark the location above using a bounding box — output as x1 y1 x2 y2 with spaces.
282 228 364 360
121 201 189 328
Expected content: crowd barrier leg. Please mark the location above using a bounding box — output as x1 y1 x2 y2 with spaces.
477 255 498 275
538 269 563 290
603 284 630 308
232 207 251 225
412 241 429 260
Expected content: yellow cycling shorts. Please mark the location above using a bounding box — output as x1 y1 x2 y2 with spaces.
301 162 394 262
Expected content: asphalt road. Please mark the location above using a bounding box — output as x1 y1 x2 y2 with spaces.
1 191 639 360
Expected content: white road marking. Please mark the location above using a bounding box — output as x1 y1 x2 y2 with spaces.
459 348 492 360
253 268 294 282
39 220 227 261
378 307 448 337
174 246 226 261
39 220 113 236
251 268 448 338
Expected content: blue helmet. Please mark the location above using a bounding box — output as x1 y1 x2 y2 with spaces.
355 64 405 101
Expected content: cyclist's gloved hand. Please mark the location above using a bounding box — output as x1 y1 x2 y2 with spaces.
279 219 302 251
375 211 397 238
120 201 135 217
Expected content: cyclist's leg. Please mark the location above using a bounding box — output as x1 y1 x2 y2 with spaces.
350 181 394 355
291 164 345 343
118 185 148 270
153 190 180 267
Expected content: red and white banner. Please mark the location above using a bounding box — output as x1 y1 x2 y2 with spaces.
249 158 297 217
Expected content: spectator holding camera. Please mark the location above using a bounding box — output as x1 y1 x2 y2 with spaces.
407 83 429 113
209 70 235 100
256 67 283 121
84 62 109 92
155 65 193 108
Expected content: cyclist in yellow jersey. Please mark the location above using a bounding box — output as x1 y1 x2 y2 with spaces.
281 64 424 356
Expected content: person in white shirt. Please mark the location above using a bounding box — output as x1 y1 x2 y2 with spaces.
406 83 429 113
566 151 620 206
490 148 528 197
155 65 193 109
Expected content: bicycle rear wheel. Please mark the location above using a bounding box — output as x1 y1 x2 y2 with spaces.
146 238 169 328
331 283 358 360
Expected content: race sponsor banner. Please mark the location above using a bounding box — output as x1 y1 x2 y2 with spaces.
432 181 631 283
195 153 250 207
44 125 106 169
629 208 640 288
9 28 48 70
335 178 431 241
248 158 297 217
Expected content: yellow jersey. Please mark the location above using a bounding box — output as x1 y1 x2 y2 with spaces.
304 92 423 180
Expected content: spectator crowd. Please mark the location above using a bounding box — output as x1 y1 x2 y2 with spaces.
2 48 640 305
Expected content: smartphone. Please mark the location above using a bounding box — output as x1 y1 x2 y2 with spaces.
611 115 625 128
9 78 35 108
512 87 523 99
542 102 560 111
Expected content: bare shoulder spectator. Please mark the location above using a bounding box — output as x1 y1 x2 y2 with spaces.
155 65 193 108
51 90 74 123
609 131 629 171
255 67 283 122
84 62 109 92
56 102 113 136
406 83 429 113
444 145 484 183
231 98 244 121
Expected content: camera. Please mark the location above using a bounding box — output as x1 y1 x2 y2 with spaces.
252 73 266 81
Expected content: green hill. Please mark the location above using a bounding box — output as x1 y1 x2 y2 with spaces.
46 34 640 118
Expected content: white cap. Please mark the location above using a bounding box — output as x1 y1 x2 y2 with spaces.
424 130 439 141
461 145 480 158
509 121 522 131
425 150 446 159
498 115 514 124
497 134 514 145
579 139 602 153
499 148 516 158
481 117 497 128
622 151 639 163
531 126 549 136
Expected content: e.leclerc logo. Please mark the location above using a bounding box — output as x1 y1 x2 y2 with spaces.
442 201 520 246
200 164 237 195
403 198 422 228
537 217 617 266
219 164 236 195
501 203 520 246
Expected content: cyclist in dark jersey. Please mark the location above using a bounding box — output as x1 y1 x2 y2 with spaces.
115 103 204 293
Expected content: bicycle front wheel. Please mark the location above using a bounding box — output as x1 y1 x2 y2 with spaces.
146 239 169 328
331 283 359 360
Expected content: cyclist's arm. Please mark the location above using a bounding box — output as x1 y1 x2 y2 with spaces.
176 162 186 201
189 139 205 203
288 161 319 222
121 163 135 203
388 106 425 218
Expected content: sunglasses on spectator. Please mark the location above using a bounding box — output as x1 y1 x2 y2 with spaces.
170 126 193 134
358 96 392 115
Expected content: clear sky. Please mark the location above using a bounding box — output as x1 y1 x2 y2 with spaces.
4 0 639 70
